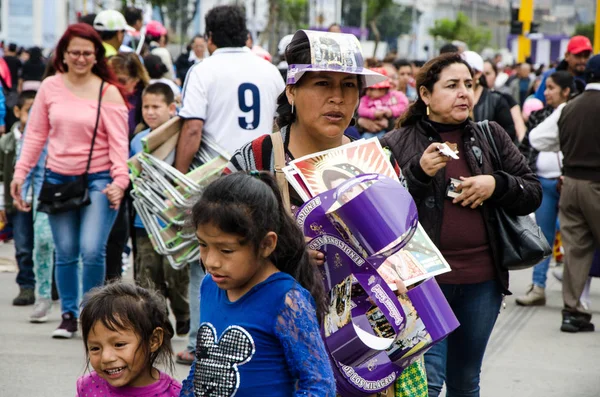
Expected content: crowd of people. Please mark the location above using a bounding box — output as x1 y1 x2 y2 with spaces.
1 3 598 397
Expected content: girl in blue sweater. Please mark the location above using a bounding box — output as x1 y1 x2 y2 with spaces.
180 172 335 397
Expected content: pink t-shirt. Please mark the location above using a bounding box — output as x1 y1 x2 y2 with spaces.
14 74 130 190
76 371 181 397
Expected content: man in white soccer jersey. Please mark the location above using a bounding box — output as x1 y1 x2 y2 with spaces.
173 4 284 366
175 5 285 174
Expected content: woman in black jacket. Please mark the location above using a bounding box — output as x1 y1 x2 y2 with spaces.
381 53 541 397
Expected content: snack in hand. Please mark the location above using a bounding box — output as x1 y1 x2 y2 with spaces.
437 142 459 159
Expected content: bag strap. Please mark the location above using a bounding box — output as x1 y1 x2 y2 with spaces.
85 81 105 174
271 130 291 213
477 120 503 171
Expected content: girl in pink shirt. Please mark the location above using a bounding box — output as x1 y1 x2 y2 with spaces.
77 282 181 397
357 67 409 139
11 24 129 339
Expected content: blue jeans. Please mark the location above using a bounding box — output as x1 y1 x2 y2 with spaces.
186 261 205 352
532 177 560 288
425 280 503 397
45 170 119 316
12 209 35 289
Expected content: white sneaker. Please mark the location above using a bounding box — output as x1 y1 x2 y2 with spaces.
553 268 563 282
51 312 78 339
29 299 52 323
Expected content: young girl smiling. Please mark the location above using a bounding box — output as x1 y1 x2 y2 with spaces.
77 282 180 396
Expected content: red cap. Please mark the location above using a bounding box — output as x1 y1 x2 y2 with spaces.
369 67 391 89
567 35 593 55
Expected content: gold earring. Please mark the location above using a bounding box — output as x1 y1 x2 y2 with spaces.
291 101 295 114
426 105 430 116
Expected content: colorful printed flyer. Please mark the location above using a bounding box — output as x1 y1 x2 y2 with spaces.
289 138 397 197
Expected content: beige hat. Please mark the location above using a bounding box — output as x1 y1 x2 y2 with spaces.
93 10 135 32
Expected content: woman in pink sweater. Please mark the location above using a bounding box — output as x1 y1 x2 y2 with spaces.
11 24 129 339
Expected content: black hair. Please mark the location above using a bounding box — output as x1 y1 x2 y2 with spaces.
439 43 459 54
398 53 473 127
484 59 498 77
191 172 328 322
100 30 119 41
204 5 247 49
143 82 175 105
124 7 143 26
79 13 97 26
393 59 412 71
16 90 37 109
188 34 205 52
80 282 175 376
143 54 169 79
548 70 575 95
28 47 43 64
8 43 17 52
275 31 363 128
190 34 204 45
412 60 426 68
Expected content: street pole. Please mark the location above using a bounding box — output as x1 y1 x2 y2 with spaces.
360 0 367 41
595 0 600 53
517 0 534 63
412 0 417 59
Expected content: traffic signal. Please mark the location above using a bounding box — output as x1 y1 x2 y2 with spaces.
511 8 520 22
511 21 523 35
510 8 523 35
530 22 540 34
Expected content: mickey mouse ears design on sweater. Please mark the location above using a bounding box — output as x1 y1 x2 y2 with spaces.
286 30 388 88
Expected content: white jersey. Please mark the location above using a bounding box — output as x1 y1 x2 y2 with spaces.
179 47 285 156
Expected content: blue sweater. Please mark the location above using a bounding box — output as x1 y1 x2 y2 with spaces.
180 272 336 397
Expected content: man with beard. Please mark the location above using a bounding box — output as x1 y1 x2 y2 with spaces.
534 35 592 103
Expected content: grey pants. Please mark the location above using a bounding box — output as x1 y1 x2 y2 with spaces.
558 176 600 315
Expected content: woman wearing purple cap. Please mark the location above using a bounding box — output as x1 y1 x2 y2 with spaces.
225 29 427 397
381 53 542 397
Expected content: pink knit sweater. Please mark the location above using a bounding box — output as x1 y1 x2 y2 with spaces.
14 74 130 190
357 90 409 120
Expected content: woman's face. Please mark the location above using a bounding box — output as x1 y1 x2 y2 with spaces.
422 63 474 124
287 71 359 140
483 61 497 90
64 37 96 77
544 77 569 108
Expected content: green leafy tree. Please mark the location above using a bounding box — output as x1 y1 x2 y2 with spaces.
429 12 491 52
281 0 309 30
342 0 412 54
574 23 594 43
367 0 394 56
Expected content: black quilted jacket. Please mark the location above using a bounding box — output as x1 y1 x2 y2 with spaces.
380 119 542 293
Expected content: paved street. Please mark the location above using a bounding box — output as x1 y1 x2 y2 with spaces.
0 241 598 397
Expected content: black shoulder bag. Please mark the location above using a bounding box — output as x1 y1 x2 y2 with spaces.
38 81 105 214
478 120 551 270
